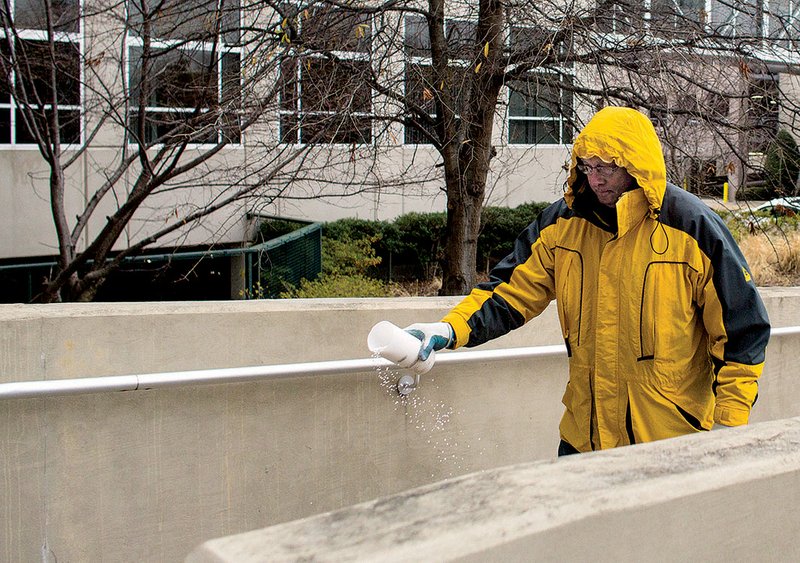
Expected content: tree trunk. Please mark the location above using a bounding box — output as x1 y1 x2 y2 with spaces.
440 174 483 294
438 0 504 296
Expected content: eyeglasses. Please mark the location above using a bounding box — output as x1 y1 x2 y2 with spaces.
576 162 619 178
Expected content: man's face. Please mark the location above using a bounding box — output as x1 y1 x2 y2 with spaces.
579 156 638 208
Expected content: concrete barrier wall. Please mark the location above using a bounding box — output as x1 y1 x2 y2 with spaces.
188 416 800 562
1 288 799 561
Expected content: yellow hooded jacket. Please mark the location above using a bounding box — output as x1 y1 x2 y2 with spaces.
442 107 770 451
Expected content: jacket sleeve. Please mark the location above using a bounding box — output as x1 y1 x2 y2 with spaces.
696 213 771 426
441 203 564 349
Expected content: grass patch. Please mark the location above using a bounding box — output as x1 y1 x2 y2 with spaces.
739 230 800 286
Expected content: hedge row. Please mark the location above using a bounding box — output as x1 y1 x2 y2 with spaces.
320 201 549 281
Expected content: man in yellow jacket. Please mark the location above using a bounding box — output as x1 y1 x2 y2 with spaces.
402 106 771 455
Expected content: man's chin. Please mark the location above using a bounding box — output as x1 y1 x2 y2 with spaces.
597 194 617 206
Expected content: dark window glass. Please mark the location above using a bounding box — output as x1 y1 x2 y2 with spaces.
303 6 371 52
15 107 79 143
221 52 241 142
0 109 10 143
404 120 436 144
737 0 762 37
300 114 371 144
222 52 241 106
128 0 240 43
594 1 645 34
279 57 372 144
301 58 371 113
403 62 466 145
767 0 800 47
279 113 298 144
747 76 780 152
14 39 80 106
650 0 704 36
128 110 218 145
128 47 241 145
446 20 476 60
279 58 297 111
130 47 218 109
509 120 560 145
405 63 437 115
0 41 10 104
509 78 561 119
708 0 735 35
220 0 241 44
404 15 430 57
14 0 79 32
510 26 552 57
406 63 467 112
405 16 476 59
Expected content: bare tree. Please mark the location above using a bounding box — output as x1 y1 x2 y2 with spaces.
291 0 800 294
0 0 390 301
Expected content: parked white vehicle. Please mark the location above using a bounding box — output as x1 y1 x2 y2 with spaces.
751 197 800 215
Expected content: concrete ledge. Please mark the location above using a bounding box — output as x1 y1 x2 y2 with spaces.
188 416 800 562
2 290 799 561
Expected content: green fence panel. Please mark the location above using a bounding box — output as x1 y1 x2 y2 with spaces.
249 223 322 297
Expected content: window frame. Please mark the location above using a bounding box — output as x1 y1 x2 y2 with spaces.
594 1 800 42
402 14 471 146
125 0 243 147
505 26 574 147
278 4 374 146
506 72 574 146
0 0 83 148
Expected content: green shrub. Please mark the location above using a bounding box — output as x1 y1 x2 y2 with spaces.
267 201 550 289
279 273 395 298
763 129 800 198
322 234 382 277
392 212 447 279
257 218 308 242
478 202 549 272
322 218 401 277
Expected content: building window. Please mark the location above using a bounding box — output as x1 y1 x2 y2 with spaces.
507 74 574 145
767 0 800 47
402 15 473 145
278 5 372 145
506 27 573 146
649 0 705 36
0 0 81 145
127 0 242 145
594 1 645 34
747 74 780 153
595 1 789 39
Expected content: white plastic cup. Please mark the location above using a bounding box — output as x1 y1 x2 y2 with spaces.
367 321 435 375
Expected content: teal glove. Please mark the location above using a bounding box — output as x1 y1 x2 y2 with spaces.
403 322 455 362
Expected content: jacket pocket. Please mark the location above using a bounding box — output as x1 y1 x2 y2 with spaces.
554 246 584 351
638 261 698 363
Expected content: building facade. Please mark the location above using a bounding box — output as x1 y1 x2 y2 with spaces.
1 0 799 299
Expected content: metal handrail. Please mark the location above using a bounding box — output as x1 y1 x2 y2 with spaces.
1 327 798 401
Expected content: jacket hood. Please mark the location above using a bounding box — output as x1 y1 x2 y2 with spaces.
566 107 667 217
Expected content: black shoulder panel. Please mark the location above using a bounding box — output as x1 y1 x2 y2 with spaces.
658 184 770 364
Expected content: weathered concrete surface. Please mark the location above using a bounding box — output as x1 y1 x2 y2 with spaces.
0 289 798 562
0 298 565 562
188 416 800 562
